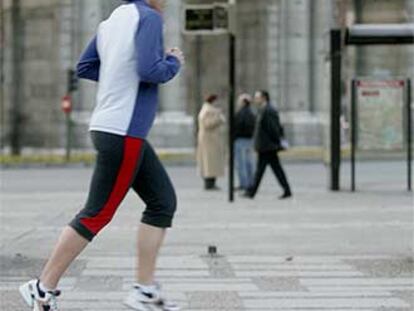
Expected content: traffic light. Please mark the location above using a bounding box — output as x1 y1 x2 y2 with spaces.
67 69 78 93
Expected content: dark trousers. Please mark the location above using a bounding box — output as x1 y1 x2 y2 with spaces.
70 131 177 241
249 151 291 197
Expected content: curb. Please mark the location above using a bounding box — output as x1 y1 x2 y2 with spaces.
0 148 409 168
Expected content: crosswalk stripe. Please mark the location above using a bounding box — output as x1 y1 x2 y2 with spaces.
243 297 409 308
301 278 414 285
236 271 364 277
238 291 393 298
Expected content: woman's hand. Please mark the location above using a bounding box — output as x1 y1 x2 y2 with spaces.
167 47 185 65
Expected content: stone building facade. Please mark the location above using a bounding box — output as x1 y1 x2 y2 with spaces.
1 0 413 152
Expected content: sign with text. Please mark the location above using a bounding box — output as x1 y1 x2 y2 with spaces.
356 79 406 150
183 4 232 34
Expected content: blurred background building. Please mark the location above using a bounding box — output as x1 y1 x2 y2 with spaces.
1 0 413 154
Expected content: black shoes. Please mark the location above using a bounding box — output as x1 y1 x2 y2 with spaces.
279 191 292 200
241 189 254 199
241 189 292 200
206 186 221 191
204 178 219 191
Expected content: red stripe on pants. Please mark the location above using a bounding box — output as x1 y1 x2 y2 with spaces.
80 137 143 235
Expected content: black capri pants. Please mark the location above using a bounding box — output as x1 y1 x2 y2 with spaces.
70 131 177 241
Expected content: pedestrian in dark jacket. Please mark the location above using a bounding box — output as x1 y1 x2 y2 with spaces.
244 90 292 199
234 94 256 190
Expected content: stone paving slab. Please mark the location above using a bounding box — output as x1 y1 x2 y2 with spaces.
1 254 413 310
1 163 413 310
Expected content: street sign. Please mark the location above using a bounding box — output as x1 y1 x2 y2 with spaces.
185 6 214 32
61 95 72 114
183 3 234 35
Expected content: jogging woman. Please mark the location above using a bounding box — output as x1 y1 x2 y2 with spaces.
19 1 184 310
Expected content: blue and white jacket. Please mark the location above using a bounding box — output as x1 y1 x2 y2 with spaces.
76 0 181 138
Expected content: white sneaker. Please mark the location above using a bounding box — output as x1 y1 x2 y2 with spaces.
124 283 180 311
19 279 61 311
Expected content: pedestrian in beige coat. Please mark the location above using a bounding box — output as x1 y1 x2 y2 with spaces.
197 94 226 190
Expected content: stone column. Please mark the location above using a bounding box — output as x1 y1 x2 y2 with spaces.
278 0 325 146
407 0 414 81
77 0 102 113
67 0 102 148
0 0 6 148
160 0 186 113
149 0 194 149
279 0 311 112
316 0 336 155
310 0 337 116
267 2 280 106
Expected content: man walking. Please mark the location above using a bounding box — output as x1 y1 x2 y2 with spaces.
244 90 292 200
19 1 184 310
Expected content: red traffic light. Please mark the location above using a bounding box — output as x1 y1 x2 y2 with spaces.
61 95 72 114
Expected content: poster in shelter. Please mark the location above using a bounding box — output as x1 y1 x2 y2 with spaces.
356 79 405 150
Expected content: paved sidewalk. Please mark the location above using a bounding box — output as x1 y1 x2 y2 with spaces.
1 161 413 310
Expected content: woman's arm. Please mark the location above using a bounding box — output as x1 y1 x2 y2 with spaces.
136 12 181 84
76 36 100 82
